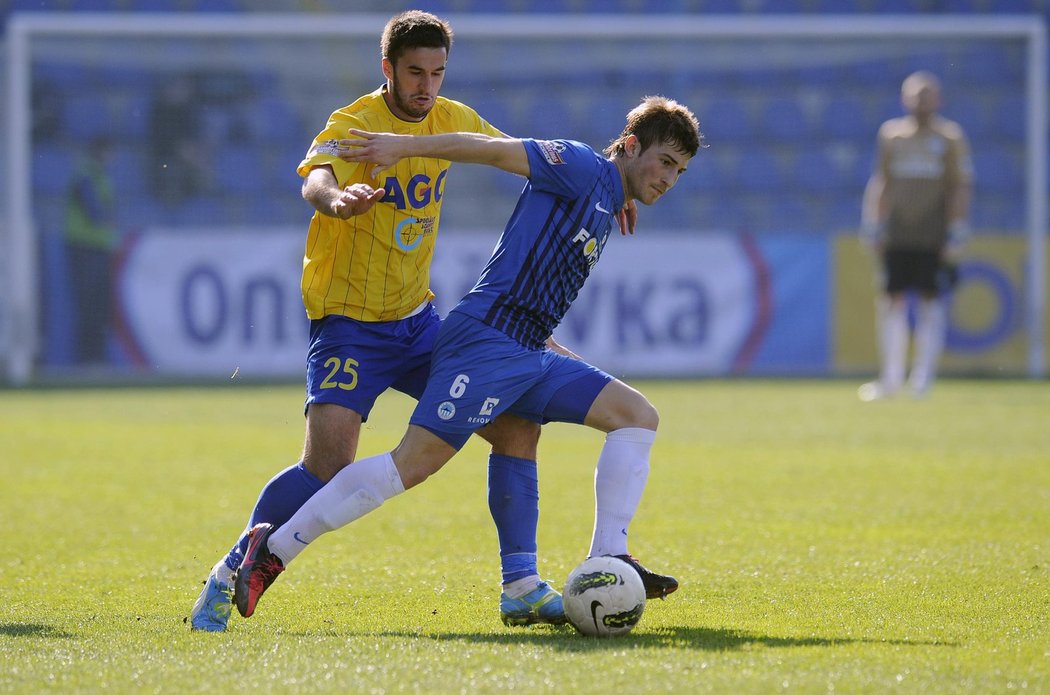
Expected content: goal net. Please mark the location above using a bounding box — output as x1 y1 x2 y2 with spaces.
2 13 1045 384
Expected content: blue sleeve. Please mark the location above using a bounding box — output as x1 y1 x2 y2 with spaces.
523 139 600 200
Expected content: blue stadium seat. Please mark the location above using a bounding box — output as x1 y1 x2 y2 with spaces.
957 45 1023 85
973 149 1022 194
688 149 726 193
819 96 869 140
212 144 267 194
64 95 117 140
736 150 783 193
115 195 159 230
586 94 635 143
767 195 814 231
521 94 576 141
760 96 813 142
251 96 302 142
700 98 752 144
32 145 75 195
107 146 147 196
467 91 516 135
697 0 748 11
579 0 689 10
129 0 189 11
169 195 225 227
191 0 242 11
67 0 123 10
994 93 1025 141
947 93 989 139
128 90 157 138
973 192 1024 230
35 63 91 92
794 150 841 192
905 52 951 80
694 194 746 232
942 0 1036 10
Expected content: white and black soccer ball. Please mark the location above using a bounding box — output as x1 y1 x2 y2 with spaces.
563 555 646 637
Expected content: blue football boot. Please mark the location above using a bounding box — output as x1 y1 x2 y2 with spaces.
499 581 567 627
190 571 233 632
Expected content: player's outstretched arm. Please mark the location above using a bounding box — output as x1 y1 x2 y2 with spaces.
340 129 530 179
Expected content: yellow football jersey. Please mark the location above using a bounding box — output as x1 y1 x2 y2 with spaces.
297 86 503 322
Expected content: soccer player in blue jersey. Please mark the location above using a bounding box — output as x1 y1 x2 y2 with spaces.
232 95 704 621
189 10 637 632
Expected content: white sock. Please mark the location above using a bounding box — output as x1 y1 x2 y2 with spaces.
212 557 235 587
910 299 945 394
588 427 655 558
268 452 405 565
878 299 908 393
503 574 542 599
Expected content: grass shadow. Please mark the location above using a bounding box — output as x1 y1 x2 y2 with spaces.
0 623 76 639
292 625 958 650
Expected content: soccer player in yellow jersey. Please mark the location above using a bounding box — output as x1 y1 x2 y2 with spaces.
191 10 591 631
859 71 973 401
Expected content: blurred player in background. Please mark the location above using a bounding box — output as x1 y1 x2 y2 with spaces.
64 136 117 365
858 71 972 401
190 10 636 632
231 95 702 621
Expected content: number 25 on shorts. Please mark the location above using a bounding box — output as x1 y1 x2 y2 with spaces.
320 356 359 391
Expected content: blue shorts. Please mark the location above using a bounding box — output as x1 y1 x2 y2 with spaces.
305 306 441 420
410 312 613 450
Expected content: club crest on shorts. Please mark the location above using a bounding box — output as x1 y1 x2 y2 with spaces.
437 401 456 420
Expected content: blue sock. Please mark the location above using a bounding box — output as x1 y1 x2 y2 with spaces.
487 454 539 584
222 461 325 572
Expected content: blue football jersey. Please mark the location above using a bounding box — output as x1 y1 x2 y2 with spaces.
451 139 625 348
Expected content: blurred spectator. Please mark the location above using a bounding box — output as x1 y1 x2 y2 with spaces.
64 136 117 365
858 71 973 401
32 80 63 143
149 74 209 204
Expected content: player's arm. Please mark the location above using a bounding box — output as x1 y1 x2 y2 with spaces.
302 164 385 219
545 335 582 360
944 130 973 261
860 130 890 251
340 129 531 179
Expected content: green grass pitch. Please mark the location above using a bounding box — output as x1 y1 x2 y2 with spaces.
1 379 1047 693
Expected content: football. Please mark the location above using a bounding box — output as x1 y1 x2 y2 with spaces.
563 555 646 637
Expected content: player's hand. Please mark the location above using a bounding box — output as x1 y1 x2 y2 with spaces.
331 183 385 218
942 244 963 265
338 129 409 179
617 200 638 236
545 335 582 360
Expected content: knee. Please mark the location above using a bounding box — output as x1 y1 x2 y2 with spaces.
630 398 659 431
614 386 659 431
480 416 541 460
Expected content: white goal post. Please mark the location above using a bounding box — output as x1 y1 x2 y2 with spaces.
2 13 1046 385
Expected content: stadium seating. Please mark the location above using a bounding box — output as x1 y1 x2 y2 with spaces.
2 0 1042 241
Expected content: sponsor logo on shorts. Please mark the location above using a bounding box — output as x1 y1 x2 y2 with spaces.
479 397 500 416
437 401 456 420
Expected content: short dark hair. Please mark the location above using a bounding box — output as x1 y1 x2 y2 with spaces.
381 10 453 65
604 95 704 159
